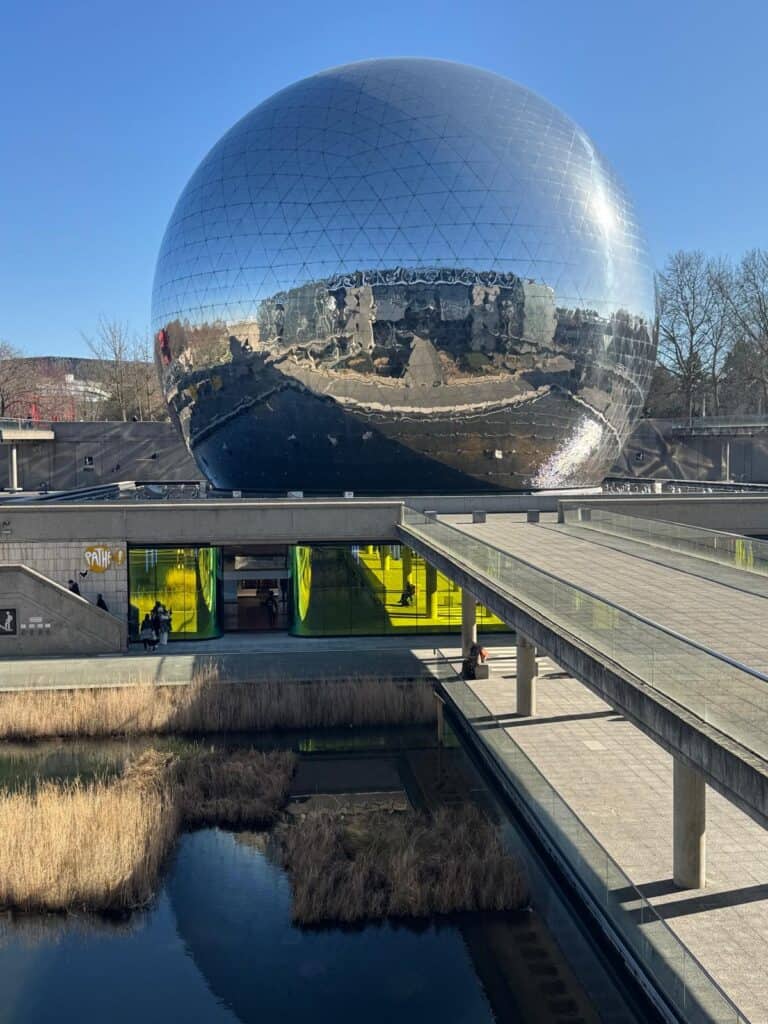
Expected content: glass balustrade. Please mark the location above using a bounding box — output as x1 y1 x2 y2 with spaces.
404 508 768 761
433 652 747 1024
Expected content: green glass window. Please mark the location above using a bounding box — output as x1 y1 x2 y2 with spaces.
128 546 220 640
290 544 504 637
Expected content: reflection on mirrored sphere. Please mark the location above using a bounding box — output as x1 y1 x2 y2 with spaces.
152 58 655 493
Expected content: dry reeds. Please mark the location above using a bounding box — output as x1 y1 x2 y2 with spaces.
274 804 528 925
0 678 435 740
0 753 177 912
176 749 296 827
0 748 296 912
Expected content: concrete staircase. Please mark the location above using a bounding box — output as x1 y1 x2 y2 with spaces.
0 564 125 656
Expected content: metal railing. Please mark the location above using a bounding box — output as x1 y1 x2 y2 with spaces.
604 477 768 494
401 508 768 762
431 651 748 1024
670 415 768 431
564 506 768 578
0 418 39 432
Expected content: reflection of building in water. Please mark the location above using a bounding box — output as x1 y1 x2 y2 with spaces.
152 58 656 493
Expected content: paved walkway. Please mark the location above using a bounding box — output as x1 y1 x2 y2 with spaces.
468 655 768 1024
427 511 768 761
0 633 512 691
557 521 768 602
446 513 768 672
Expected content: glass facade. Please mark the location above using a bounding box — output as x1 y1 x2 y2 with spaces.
152 58 655 494
127 542 503 641
290 543 503 637
128 546 220 641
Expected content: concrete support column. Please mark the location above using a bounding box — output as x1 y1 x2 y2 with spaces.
673 758 706 889
461 588 477 657
425 562 439 619
8 445 19 492
516 632 537 717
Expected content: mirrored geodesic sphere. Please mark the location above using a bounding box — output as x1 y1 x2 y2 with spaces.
152 58 655 494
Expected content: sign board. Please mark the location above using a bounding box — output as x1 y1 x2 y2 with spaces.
84 546 126 573
0 609 17 636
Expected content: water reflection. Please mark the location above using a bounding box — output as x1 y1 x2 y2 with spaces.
0 729 648 1023
0 886 238 1024
0 830 496 1024
172 829 498 1023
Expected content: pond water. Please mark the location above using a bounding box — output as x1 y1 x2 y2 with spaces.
1 829 499 1024
0 728 653 1023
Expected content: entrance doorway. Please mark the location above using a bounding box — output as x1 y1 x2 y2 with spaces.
234 578 286 630
221 546 289 631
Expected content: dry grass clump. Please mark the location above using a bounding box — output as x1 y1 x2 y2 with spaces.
176 749 296 827
0 678 435 740
0 748 296 912
274 804 528 925
0 752 177 912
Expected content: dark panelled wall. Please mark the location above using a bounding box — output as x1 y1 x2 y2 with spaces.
613 419 768 483
3 418 768 493
0 422 201 491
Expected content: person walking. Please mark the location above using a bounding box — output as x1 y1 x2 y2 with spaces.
96 593 109 612
158 604 171 646
139 614 157 652
265 592 279 628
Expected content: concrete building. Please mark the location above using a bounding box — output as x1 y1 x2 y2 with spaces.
0 498 511 655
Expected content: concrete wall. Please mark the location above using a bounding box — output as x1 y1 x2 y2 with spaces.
0 564 125 656
0 539 128 623
0 421 200 491
0 500 404 546
393 491 584 514
558 496 768 535
611 418 768 484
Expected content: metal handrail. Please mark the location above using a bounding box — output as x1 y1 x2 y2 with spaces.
604 477 768 493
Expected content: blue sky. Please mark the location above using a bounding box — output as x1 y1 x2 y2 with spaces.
2 0 766 356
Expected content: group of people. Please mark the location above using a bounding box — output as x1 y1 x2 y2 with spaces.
139 601 172 652
67 579 109 611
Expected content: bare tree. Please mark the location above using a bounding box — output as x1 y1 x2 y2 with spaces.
128 334 166 422
703 257 732 414
82 317 132 421
0 340 32 418
656 251 731 419
717 249 768 412
82 318 166 421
